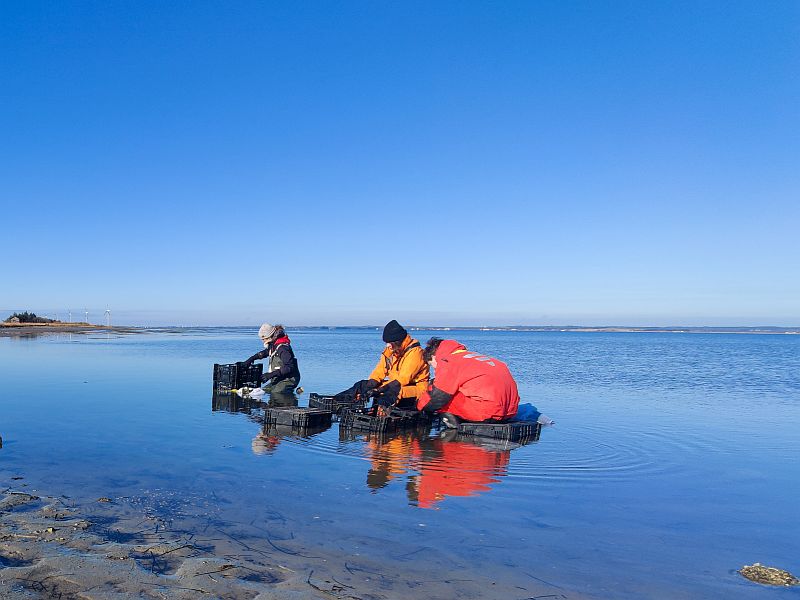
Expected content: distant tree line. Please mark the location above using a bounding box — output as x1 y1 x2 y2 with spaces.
4 311 56 323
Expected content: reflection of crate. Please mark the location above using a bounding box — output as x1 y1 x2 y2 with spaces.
213 363 263 392
308 393 364 415
211 392 259 414
265 407 332 429
457 421 541 442
338 425 395 446
265 423 331 438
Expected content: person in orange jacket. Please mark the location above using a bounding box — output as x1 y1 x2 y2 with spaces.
416 338 520 427
336 320 430 409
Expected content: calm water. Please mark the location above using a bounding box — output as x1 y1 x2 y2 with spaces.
1 329 799 598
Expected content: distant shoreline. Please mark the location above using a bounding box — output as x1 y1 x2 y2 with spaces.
3 323 798 336
0 323 142 337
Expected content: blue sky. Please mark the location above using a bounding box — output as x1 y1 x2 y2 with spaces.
2 1 798 326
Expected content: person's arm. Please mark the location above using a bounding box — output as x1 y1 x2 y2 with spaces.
368 349 390 383
417 385 453 412
242 348 268 366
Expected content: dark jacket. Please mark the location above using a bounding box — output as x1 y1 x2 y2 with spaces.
245 335 300 385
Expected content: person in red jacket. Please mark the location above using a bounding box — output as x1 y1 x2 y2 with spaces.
416 338 520 427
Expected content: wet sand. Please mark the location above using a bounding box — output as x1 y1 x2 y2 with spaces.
0 479 573 599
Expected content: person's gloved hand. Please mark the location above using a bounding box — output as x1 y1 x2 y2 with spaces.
240 358 253 368
373 380 400 408
354 379 379 399
374 394 395 408
261 372 275 384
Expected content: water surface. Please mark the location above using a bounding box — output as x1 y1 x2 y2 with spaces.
1 329 798 598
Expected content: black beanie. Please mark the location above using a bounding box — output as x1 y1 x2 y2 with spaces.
382 320 407 343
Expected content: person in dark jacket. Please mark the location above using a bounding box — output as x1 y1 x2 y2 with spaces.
242 323 301 395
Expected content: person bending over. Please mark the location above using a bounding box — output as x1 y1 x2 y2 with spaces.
338 320 430 410
242 323 301 395
417 337 520 428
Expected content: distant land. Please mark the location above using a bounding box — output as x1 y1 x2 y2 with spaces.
3 323 799 336
273 325 800 335
335 325 800 335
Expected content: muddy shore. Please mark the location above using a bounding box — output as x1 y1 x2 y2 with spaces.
0 477 570 599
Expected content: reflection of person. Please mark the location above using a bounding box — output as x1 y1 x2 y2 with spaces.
365 434 420 491
337 320 430 409
417 338 520 427
407 437 510 509
242 323 300 395
251 430 280 455
359 430 511 508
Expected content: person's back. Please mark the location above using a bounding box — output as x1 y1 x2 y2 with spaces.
418 339 519 422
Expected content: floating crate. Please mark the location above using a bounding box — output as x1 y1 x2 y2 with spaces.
339 410 403 433
308 393 364 415
265 407 332 429
213 362 263 393
339 406 435 433
388 407 433 427
456 421 541 442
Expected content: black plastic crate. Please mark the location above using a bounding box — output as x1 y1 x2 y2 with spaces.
456 420 541 442
388 407 433 427
339 410 403 433
265 407 332 429
213 362 263 392
308 392 364 415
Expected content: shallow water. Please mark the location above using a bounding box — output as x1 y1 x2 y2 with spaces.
1 328 799 598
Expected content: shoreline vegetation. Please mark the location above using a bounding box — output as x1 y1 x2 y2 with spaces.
0 323 140 337
2 322 799 337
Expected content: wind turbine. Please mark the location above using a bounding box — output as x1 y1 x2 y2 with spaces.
105 309 111 327
84 309 88 324
68 311 72 323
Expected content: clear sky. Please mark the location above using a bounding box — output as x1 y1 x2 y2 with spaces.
2 1 798 326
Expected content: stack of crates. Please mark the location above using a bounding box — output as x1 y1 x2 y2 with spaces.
308 393 364 415
264 406 332 429
456 421 541 443
212 362 263 393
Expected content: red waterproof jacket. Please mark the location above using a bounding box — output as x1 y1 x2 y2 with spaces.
416 340 520 422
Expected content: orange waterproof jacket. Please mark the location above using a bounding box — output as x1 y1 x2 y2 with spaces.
368 334 430 399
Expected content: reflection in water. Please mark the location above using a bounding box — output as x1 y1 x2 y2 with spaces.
211 390 300 414
213 389 541 507
360 426 541 509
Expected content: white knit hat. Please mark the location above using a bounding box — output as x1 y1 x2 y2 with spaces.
258 323 278 339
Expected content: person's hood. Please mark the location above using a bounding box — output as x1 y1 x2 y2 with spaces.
435 340 467 361
272 335 291 346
